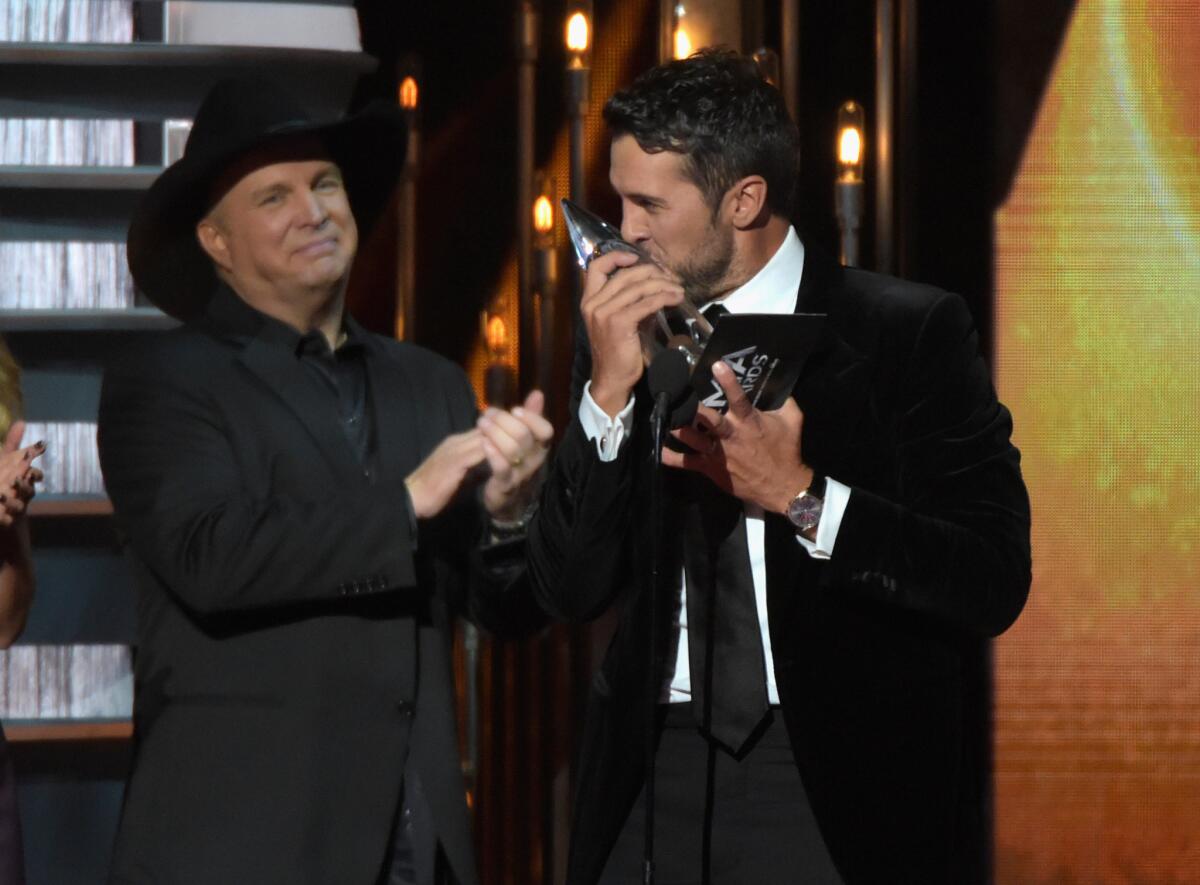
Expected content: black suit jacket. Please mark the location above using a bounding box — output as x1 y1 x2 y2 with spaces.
528 250 1032 885
98 288 535 885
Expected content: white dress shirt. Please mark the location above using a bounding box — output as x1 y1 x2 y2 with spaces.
578 227 851 703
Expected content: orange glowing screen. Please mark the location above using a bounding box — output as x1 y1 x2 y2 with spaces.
993 0 1200 880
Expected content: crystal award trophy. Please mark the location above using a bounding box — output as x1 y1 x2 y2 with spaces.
562 199 827 417
561 199 714 370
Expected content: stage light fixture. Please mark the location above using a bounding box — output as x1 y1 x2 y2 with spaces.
673 5 693 59
399 76 418 111
835 100 866 267
533 196 554 237
486 314 509 360
837 100 866 182
566 10 590 58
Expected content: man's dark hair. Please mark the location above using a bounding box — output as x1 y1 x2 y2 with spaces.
603 49 800 217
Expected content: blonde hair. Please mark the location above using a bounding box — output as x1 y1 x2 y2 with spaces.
0 336 21 440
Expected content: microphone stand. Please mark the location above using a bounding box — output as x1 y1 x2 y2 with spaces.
643 388 669 885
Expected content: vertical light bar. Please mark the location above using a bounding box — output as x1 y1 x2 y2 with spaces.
565 3 592 361
532 174 557 407
565 4 592 210
875 0 895 273
516 1 539 391
835 101 866 267
395 57 420 341
780 0 799 123
897 0 918 277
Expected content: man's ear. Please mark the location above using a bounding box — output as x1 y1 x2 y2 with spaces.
196 215 231 272
727 175 770 230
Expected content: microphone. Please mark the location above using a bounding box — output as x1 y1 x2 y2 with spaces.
647 350 698 430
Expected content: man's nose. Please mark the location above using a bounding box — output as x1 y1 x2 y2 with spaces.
620 210 647 244
300 189 329 226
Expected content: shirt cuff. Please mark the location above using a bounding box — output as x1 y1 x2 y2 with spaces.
578 381 635 463
795 477 850 560
401 482 419 550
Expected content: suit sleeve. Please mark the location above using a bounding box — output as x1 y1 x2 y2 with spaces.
525 322 642 623
816 291 1032 637
98 350 420 618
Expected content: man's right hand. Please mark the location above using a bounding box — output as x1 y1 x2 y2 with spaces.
404 429 486 520
581 249 685 418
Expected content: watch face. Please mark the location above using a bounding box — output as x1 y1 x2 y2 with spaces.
787 493 823 532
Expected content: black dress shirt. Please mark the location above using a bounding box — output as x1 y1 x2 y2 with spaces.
205 284 378 477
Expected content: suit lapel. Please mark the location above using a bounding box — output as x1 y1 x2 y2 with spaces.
794 243 842 316
790 247 871 449
359 331 428 484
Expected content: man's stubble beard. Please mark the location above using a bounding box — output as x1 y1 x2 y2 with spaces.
672 219 736 306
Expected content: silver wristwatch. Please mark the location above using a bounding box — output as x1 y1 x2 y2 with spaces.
785 473 826 533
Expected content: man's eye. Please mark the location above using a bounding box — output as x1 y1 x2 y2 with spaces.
317 177 342 191
260 193 282 206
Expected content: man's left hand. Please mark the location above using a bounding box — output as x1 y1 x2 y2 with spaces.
662 360 813 514
479 390 554 522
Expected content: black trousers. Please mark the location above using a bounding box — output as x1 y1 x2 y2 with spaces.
0 729 24 885
380 709 447 885
598 705 845 885
384 764 453 885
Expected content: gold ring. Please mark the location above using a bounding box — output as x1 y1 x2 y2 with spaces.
511 454 524 468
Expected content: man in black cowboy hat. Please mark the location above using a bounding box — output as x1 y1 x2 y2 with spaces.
98 79 550 885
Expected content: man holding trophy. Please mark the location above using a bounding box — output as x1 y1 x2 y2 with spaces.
528 50 1032 885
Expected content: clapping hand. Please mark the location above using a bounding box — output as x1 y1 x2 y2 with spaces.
1 421 45 528
405 391 553 522
477 390 554 522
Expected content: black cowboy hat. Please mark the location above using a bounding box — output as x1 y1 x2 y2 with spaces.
127 77 407 320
